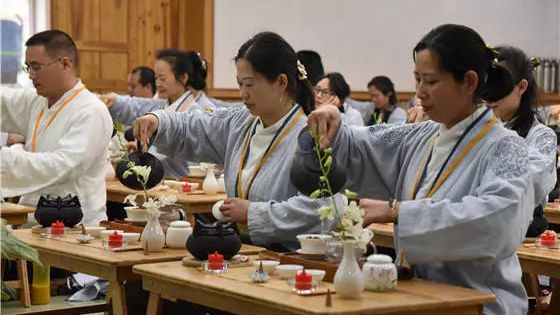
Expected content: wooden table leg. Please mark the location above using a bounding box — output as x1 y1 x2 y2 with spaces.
548 278 559 315
104 289 112 315
109 281 127 315
146 292 162 315
16 259 31 307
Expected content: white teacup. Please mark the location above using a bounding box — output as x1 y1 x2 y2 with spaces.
84 226 106 238
212 200 225 221
122 232 141 244
306 269 326 283
296 234 333 255
275 264 303 279
124 206 149 221
253 260 280 273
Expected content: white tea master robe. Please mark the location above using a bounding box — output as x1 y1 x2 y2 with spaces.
1 81 113 225
330 106 533 315
109 91 216 179
150 105 345 251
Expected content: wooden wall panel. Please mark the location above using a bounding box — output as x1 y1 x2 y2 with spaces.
70 0 100 42
52 0 127 93
100 52 128 81
100 0 127 43
78 51 100 82
50 0 211 94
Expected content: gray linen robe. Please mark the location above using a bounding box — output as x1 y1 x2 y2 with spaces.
327 108 534 315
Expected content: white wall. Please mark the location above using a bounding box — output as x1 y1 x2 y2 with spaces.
214 0 560 92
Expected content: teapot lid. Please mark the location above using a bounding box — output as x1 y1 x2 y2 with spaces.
170 220 191 228
366 254 393 264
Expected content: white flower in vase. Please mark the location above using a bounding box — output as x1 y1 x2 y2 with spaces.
123 194 139 207
307 132 368 299
121 164 171 253
318 205 335 221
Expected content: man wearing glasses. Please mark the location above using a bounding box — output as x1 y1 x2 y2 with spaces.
1 30 113 225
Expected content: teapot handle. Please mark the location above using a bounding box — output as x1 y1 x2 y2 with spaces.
136 141 144 153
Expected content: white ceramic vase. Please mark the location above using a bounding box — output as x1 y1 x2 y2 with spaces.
140 212 165 253
202 164 218 195
334 240 364 299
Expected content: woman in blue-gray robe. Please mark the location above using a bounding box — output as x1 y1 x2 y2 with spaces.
308 24 534 315
487 46 557 237
132 32 344 251
104 49 216 179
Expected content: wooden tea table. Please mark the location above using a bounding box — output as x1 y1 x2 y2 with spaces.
369 223 395 249
517 244 560 314
369 223 560 313
105 180 225 221
133 261 494 315
0 202 35 225
13 229 264 315
544 203 560 225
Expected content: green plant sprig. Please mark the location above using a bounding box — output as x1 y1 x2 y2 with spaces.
122 162 151 203
308 129 340 216
1 220 42 300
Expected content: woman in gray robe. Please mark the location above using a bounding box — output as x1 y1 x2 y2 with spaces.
487 46 557 237
367 75 407 125
103 49 216 179
314 72 364 126
308 24 533 315
133 32 344 251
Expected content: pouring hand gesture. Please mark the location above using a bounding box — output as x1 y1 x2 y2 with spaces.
132 114 159 152
307 104 341 149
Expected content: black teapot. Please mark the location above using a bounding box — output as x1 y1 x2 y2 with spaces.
186 214 242 260
289 128 347 196
115 142 164 190
34 195 83 227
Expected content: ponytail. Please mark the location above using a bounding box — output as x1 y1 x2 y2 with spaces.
184 51 208 90
495 45 542 138
481 46 515 102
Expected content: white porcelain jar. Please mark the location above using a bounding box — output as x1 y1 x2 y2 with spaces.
165 221 193 248
362 254 397 291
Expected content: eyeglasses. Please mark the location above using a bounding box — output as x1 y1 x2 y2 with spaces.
22 59 60 74
314 87 333 96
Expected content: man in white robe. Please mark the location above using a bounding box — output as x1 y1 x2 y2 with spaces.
1 30 112 225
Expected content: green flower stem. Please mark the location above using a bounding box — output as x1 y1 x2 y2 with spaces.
137 173 149 204
311 132 340 216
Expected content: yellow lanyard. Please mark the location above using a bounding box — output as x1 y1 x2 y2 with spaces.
175 92 194 112
409 115 497 199
31 87 85 152
235 108 303 199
